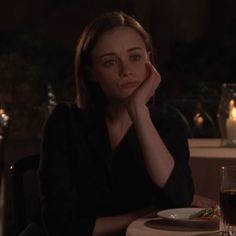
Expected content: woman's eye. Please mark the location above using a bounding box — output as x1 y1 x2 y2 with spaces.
102 59 116 68
130 54 142 62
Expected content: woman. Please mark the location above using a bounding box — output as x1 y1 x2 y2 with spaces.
39 11 194 236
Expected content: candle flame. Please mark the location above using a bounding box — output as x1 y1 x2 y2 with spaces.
194 113 204 126
0 108 9 126
231 107 236 119
229 99 234 109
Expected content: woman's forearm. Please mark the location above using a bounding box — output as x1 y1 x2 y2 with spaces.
129 105 174 188
125 63 173 187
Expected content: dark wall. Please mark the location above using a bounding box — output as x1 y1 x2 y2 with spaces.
0 0 235 138
0 0 235 137
1 1 236 235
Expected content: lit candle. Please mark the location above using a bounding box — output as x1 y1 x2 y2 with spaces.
226 102 236 146
229 99 234 110
0 108 9 127
193 112 204 127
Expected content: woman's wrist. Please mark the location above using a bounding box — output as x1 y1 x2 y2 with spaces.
126 103 149 123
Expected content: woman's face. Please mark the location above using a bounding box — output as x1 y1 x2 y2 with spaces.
90 26 149 102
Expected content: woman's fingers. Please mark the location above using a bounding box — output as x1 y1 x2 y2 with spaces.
144 62 161 96
146 62 161 87
126 63 161 111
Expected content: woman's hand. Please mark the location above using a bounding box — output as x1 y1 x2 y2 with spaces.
124 62 174 188
125 62 161 118
191 194 218 208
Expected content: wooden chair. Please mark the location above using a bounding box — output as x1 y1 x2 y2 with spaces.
163 99 219 138
10 154 45 235
165 103 193 137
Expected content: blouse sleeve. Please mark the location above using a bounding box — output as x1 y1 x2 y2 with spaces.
152 110 195 208
38 103 95 236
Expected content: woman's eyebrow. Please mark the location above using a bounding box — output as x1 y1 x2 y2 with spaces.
98 47 143 59
98 52 116 59
127 47 143 52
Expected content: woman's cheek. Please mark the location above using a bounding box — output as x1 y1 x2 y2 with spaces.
96 69 113 83
137 63 148 81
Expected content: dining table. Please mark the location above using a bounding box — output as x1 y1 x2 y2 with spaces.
188 138 236 201
126 139 235 236
126 215 220 236
188 138 236 159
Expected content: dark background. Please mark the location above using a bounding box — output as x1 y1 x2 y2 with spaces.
0 0 235 139
0 1 236 235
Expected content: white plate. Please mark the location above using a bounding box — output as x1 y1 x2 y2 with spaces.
157 208 219 225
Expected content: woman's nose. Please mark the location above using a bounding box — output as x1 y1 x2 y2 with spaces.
119 61 132 78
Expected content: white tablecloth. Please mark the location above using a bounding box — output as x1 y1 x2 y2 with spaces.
188 139 236 159
188 139 236 201
126 217 219 236
126 139 235 235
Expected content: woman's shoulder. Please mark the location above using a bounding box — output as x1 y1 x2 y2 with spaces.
51 102 83 114
49 102 89 119
44 102 91 129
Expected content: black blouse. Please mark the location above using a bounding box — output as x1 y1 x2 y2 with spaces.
39 103 194 236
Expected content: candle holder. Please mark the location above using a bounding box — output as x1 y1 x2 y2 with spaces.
217 83 236 147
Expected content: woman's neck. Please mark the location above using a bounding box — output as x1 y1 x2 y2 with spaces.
105 101 131 127
105 101 132 150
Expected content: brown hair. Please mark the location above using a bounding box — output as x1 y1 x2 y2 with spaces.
75 11 154 112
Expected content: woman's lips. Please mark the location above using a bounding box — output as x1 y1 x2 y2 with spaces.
120 81 139 89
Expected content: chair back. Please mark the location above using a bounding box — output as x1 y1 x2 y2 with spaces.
10 154 41 234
